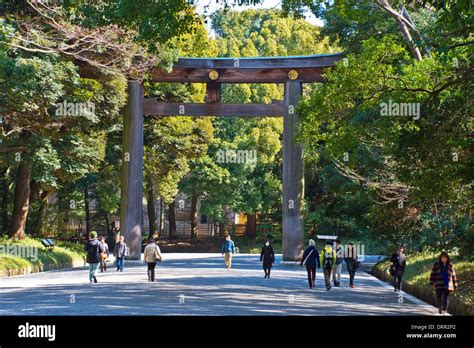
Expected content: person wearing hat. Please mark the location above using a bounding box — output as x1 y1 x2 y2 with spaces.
84 231 105 284
300 239 320 289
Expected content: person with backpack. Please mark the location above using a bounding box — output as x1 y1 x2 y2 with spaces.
344 242 358 288
430 252 458 315
144 237 163 282
320 240 337 290
221 234 235 270
84 231 105 284
300 239 320 289
114 235 128 272
331 239 343 287
260 240 275 279
390 245 406 292
99 236 109 272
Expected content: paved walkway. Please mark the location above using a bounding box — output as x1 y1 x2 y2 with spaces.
0 254 439 316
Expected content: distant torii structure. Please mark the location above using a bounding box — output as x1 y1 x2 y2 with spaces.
120 53 345 261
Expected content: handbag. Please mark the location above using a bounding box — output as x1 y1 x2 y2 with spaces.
389 265 395 276
153 246 162 262
99 244 107 260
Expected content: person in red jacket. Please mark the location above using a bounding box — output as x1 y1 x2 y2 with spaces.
430 252 458 315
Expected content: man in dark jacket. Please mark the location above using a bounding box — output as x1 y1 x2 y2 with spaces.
390 246 406 292
85 231 105 284
300 239 320 289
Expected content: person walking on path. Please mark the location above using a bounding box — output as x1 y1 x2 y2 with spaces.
260 240 275 279
300 239 320 289
99 236 109 272
114 235 128 272
221 234 235 270
320 241 337 290
344 242 358 288
430 252 458 315
85 231 105 285
390 246 406 292
144 237 163 282
331 239 343 287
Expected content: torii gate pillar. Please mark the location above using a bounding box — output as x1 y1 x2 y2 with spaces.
282 82 304 261
120 81 144 260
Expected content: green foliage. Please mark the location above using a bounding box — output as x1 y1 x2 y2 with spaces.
195 9 339 226
299 3 473 258
0 236 85 272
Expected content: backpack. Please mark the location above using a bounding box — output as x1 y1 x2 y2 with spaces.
324 247 334 269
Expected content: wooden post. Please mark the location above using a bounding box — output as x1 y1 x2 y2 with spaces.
120 81 144 260
206 82 221 103
282 81 304 261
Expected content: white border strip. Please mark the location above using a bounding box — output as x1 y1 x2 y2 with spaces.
364 271 445 316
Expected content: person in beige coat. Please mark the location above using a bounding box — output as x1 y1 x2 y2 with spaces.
144 237 162 282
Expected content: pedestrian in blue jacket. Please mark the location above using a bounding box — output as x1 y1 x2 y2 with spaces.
221 234 235 270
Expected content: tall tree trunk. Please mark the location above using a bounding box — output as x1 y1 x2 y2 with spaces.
168 201 176 239
219 221 225 238
190 192 198 244
158 197 163 236
84 184 91 235
147 178 157 237
224 205 231 235
8 162 32 240
376 1 423 61
246 213 257 238
34 189 50 237
1 165 9 234
219 204 229 237
397 17 423 61
28 181 40 236
103 211 110 239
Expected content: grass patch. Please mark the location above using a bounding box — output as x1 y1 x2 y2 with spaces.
374 252 473 313
232 236 282 254
0 235 85 273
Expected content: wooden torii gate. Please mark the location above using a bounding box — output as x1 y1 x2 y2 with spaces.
121 53 344 261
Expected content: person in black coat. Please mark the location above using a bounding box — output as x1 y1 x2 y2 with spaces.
300 239 321 289
344 242 358 288
260 240 275 278
390 245 407 292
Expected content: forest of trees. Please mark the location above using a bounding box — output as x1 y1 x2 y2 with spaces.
0 1 472 258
